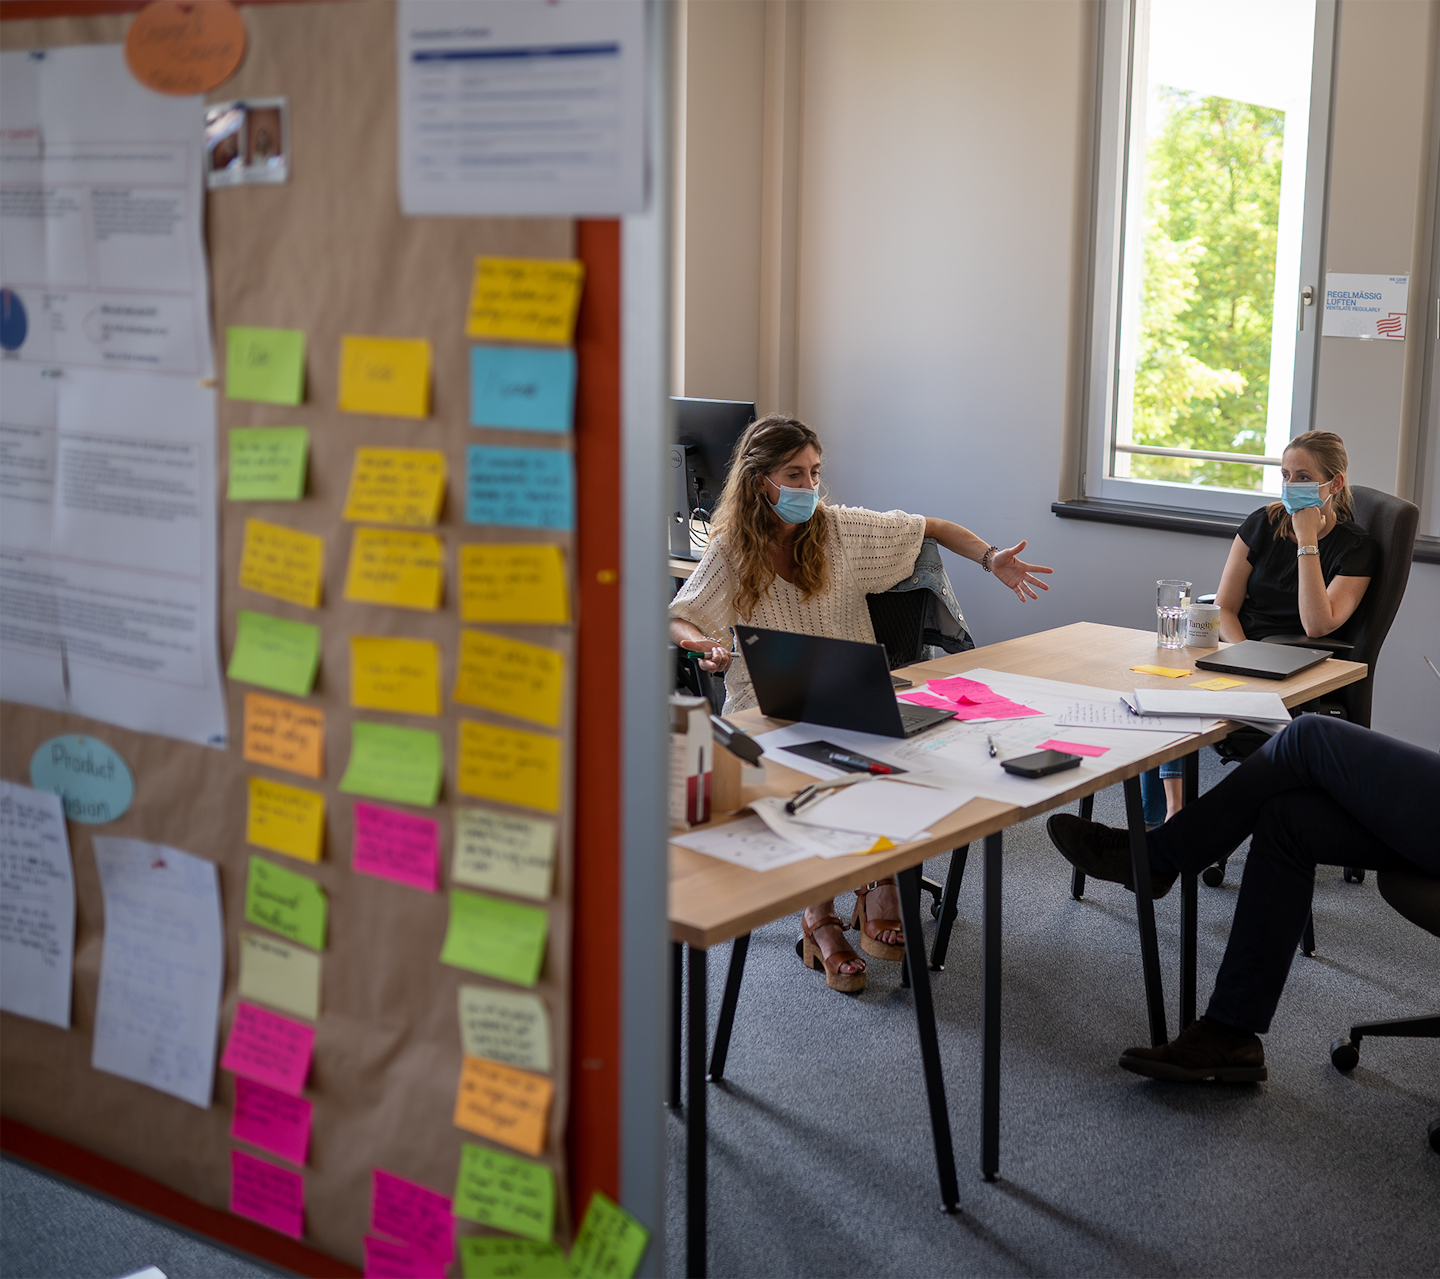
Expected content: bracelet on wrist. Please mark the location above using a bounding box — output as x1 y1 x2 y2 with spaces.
981 545 999 573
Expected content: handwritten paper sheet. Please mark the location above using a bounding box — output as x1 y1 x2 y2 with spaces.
232 1076 312 1166
243 693 325 779
441 890 548 987
352 802 440 892
350 636 441 716
458 544 570 625
231 1149 304 1239
371 1168 455 1262
239 932 321 1021
458 1237 568 1278
225 327 306 406
457 721 562 813
338 336 432 419
339 722 444 808
0 781 75 1028
453 1143 555 1243
453 1055 553 1156
465 258 584 345
453 631 564 728
469 346 576 432
344 528 445 611
570 1191 651 1279
246 777 324 863
221 1000 314 1095
91 838 223 1108
245 856 327 951
343 448 447 527
453 809 555 901
227 610 321 697
239 518 325 609
227 427 308 501
465 446 574 530
458 987 551 1073
365 1237 447 1278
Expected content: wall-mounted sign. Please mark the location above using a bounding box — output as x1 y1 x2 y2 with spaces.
30 736 135 824
1322 273 1408 340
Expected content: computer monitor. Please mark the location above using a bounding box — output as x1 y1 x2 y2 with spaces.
668 397 756 560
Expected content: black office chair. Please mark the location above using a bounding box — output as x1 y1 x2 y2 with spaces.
1328 863 1440 1155
866 588 930 670
672 643 725 715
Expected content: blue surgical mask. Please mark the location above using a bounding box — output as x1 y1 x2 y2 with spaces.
769 482 819 524
1281 480 1330 515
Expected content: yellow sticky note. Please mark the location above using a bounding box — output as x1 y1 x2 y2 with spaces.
351 636 442 716
239 518 325 609
453 1055 554 1157
239 932 321 1021
1131 664 1191 678
344 528 445 611
1192 677 1248 691
246 776 325 863
458 721 562 813
466 257 585 345
459 544 569 624
342 447 447 527
453 630 565 728
338 335 431 418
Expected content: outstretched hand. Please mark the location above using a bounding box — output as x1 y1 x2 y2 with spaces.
681 637 732 673
991 540 1053 601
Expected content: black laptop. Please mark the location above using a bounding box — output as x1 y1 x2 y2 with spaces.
735 626 954 738
1195 639 1332 681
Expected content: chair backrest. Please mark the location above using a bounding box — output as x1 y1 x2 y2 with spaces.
866 588 929 670
1376 866 1440 938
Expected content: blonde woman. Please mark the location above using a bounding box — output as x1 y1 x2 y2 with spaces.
669 415 1054 992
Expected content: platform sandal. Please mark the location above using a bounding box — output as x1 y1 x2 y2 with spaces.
796 913 866 993
851 880 905 961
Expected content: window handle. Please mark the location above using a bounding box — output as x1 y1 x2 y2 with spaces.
1298 284 1315 332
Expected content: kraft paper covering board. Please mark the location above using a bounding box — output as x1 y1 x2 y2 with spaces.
239 933 321 1022
344 528 445 611
242 693 325 779
239 518 325 609
0 7 577 1269
338 336 432 419
459 1238 569 1277
453 630 565 727
465 257 584 345
350 636 442 716
226 327 306 406
227 610 321 697
458 544 570 624
228 427 309 500
453 1055 554 1156
343 448 447 527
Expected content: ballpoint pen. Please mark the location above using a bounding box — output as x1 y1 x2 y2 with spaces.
1426 656 1440 683
987 734 998 758
785 776 869 815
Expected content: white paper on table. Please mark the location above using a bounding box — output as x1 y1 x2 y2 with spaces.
91 838 224 1108
1133 687 1290 723
791 778 975 842
0 781 75 1028
748 797 891 858
669 814 816 872
1053 701 1211 733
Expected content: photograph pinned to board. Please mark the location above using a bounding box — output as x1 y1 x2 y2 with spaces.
206 98 290 188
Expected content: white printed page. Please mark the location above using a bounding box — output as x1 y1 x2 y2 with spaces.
0 781 75 1029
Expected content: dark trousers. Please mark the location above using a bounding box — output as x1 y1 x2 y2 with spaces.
1147 716 1438 1034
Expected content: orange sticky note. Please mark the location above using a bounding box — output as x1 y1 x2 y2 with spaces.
453 1055 554 1156
243 693 325 779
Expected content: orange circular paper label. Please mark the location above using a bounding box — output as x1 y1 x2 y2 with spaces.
125 1 246 96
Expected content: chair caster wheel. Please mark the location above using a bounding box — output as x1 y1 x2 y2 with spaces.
1201 864 1225 888
1428 1117 1440 1156
1343 867 1365 885
930 900 942 919
1330 1036 1360 1071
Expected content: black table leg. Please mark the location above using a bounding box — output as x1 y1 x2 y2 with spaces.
1180 750 1200 1029
686 945 707 1278
707 933 750 1083
896 865 960 1213
1123 775 1168 1047
669 940 683 1110
930 845 969 971
1071 793 1094 899
981 830 1002 1182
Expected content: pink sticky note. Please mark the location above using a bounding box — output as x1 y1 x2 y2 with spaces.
231 1149 304 1239
371 1169 454 1263
1039 739 1110 758
898 690 961 711
232 1076 313 1166
363 1236 448 1279
981 700 1045 720
928 675 1008 703
353 803 440 893
221 1001 315 1097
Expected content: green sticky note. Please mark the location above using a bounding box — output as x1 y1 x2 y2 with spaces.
453 1144 554 1243
460 1238 568 1279
227 609 321 696
338 722 444 807
245 856 327 950
441 890 548 987
228 427 309 501
568 1192 650 1279
226 326 306 405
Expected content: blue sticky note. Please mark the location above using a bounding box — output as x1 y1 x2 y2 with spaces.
466 446 575 530
470 346 576 433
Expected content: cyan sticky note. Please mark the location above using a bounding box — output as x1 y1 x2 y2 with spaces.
470 346 576 433
465 446 574 531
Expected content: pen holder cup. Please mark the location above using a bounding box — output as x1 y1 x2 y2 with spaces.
712 741 761 814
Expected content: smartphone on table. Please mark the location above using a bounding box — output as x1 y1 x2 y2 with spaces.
1000 749 1083 778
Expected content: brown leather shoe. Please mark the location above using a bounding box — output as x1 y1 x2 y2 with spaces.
1120 1017 1267 1082
1046 813 1178 900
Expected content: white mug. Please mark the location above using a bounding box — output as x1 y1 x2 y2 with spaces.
1186 601 1221 648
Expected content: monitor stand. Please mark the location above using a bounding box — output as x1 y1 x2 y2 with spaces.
669 445 701 560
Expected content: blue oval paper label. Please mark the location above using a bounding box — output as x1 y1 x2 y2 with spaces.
30 735 134 824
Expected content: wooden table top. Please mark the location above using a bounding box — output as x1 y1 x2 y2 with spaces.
668 622 1365 948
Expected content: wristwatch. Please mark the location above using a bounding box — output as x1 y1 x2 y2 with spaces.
1297 544 1319 557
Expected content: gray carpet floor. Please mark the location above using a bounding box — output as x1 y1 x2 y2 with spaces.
665 749 1440 1278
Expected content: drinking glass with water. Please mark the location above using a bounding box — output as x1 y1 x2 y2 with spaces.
1156 580 1192 649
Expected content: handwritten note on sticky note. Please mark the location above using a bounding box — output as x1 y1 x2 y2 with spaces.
441 890 548 987
459 1237 568 1279
339 335 431 419
465 446 574 530
233 1076 313 1166
453 809 555 901
365 1237 447 1279
243 693 324 779
371 1168 454 1262
453 1055 553 1156
459 987 551 1073
350 636 441 716
343 448 447 527
570 1191 651 1279
239 933 320 1021
469 346 576 433
231 1149 304 1239
228 428 309 501
1131 664 1191 678
459 544 569 625
453 631 564 728
221 1001 315 1095
339 722 444 807
240 519 325 609
453 1143 555 1242
1192 677 1248 691
352 802 440 892
457 721 562 813
1038 739 1111 758
466 257 584 346
228 610 321 697
226 327 306 406
246 777 324 863
344 528 445 611
245 857 327 951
